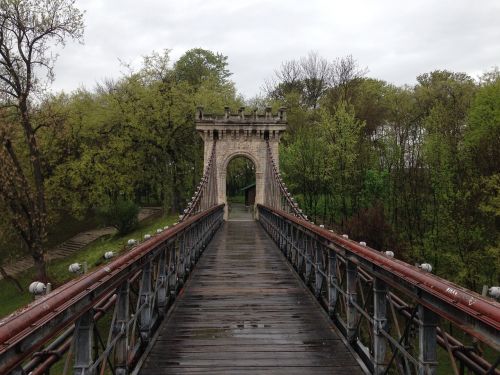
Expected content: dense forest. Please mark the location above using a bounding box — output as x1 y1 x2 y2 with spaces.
0 1 498 291
267 54 500 290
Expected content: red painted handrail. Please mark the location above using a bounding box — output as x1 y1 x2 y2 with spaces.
258 204 500 340
0 205 224 352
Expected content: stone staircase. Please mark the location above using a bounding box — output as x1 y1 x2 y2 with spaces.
0 207 163 279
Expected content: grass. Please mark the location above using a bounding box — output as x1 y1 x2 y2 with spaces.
0 213 177 319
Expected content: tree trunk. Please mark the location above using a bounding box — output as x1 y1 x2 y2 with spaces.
0 266 24 292
19 99 48 281
33 247 48 282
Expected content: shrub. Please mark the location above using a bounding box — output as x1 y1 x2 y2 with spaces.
97 199 139 235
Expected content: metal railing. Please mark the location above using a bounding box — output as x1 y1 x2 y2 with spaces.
0 205 224 375
180 141 218 222
258 204 500 375
264 140 307 220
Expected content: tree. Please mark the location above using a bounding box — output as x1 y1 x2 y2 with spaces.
265 52 333 109
464 73 500 176
328 55 368 103
174 48 231 89
320 101 365 225
0 0 84 280
45 49 241 220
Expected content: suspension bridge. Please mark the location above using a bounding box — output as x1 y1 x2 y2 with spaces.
0 107 498 374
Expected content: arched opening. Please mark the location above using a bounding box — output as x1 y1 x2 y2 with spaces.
226 156 256 220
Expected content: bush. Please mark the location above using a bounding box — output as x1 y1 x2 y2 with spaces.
97 199 139 235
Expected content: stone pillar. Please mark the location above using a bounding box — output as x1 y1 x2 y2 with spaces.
196 107 286 220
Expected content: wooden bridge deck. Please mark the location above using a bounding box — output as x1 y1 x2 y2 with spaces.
139 220 365 374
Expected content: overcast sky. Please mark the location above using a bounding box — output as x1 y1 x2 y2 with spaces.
51 0 500 98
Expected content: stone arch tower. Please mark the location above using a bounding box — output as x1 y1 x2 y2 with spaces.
196 106 287 219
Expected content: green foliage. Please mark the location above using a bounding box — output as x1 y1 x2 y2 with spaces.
97 199 139 235
174 48 231 88
274 58 499 290
464 77 500 175
41 49 241 220
226 157 255 197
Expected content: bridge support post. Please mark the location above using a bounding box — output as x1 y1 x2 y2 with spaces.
73 310 94 375
373 278 388 374
305 237 312 283
114 281 130 375
328 251 338 317
185 230 192 273
139 261 153 342
346 258 358 343
418 305 438 375
178 234 186 284
314 243 323 298
157 249 168 316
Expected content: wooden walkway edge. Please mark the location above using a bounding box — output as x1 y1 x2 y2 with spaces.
138 220 365 374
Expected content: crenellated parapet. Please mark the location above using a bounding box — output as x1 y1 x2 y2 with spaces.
195 106 287 142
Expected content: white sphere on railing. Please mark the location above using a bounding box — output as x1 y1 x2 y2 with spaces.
319 224 324 228
144 234 151 240
419 263 433 272
384 251 395 258
29 281 46 295
127 239 137 246
342 234 349 239
359 241 367 246
68 263 82 273
163 226 169 230
104 251 114 260
488 286 500 298
173 222 178 226
156 228 163 234
329 229 334 232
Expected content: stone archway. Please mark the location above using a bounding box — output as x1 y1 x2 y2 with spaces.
220 151 260 210
196 106 287 219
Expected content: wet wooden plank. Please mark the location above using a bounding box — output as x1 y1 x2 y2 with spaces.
139 221 364 374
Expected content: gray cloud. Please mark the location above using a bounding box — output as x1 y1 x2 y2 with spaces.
51 0 500 98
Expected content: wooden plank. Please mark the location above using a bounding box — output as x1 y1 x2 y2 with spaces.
139 221 364 374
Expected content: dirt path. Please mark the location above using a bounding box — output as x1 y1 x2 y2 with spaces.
0 207 162 279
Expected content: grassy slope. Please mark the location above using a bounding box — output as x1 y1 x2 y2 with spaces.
0 214 177 318
0 214 100 263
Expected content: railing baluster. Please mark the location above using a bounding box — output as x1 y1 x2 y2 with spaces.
373 277 387 375
314 242 323 298
418 305 438 375
169 242 177 295
328 250 338 317
139 261 153 342
346 258 358 343
157 249 168 316
74 311 95 375
114 282 130 375
305 236 312 283
179 234 186 283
